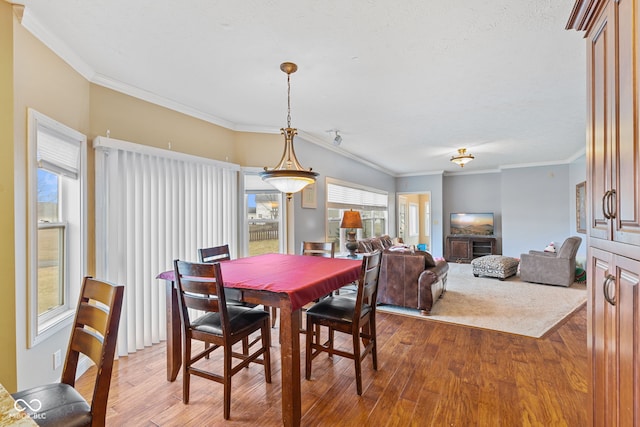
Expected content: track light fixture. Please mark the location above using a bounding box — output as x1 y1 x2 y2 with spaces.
333 131 342 146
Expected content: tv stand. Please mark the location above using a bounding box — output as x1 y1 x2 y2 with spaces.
445 235 497 263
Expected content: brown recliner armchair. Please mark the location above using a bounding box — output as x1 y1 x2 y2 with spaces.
377 249 449 315
519 236 582 287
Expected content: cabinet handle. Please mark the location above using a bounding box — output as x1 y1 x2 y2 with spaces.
603 274 616 306
602 190 612 219
608 189 616 219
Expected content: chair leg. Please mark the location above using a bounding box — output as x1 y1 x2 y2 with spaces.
183 338 191 404
262 320 272 383
270 306 277 328
223 346 232 420
242 337 249 355
305 315 314 380
370 318 378 370
328 327 334 358
352 328 363 395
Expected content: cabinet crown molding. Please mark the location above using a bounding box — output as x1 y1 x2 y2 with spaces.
566 0 607 32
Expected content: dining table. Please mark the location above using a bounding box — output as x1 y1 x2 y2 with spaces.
0 383 38 426
157 252 362 427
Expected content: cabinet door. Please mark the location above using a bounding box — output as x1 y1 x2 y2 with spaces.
449 239 470 261
590 247 640 426
589 247 615 426
612 0 640 246
587 7 614 240
615 254 640 425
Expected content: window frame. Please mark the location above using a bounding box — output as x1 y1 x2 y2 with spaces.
241 169 286 257
27 109 87 347
325 177 389 253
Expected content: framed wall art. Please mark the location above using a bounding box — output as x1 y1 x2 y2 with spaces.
576 181 586 234
301 183 317 209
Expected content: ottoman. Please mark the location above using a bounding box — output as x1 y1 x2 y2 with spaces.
471 255 519 280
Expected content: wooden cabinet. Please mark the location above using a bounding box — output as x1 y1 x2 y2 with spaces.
568 0 640 424
445 236 496 263
585 0 640 246
589 248 640 426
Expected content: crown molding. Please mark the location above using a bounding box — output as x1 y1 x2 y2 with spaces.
20 7 95 80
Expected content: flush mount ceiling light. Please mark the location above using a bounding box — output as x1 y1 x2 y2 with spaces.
450 148 475 167
260 62 318 200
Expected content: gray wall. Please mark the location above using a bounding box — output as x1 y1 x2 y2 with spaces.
290 137 586 264
443 172 502 253
501 165 572 257
291 138 396 252
392 158 587 262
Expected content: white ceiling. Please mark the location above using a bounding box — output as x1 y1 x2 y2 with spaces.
17 0 586 176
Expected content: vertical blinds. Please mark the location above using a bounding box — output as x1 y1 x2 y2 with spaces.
94 137 239 356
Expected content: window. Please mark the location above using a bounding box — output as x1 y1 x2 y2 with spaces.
28 109 87 346
243 173 285 256
326 179 388 253
37 170 65 318
409 203 419 237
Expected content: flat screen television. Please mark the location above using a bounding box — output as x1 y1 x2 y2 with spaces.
450 212 494 236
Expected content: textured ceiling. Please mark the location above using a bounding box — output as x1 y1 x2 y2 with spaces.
17 0 586 175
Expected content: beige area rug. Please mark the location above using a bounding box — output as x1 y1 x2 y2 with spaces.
377 263 587 338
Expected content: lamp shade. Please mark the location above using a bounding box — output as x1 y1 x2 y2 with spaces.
340 210 363 229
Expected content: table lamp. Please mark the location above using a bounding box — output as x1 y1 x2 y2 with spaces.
340 210 363 258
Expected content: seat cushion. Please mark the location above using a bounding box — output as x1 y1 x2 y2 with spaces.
306 296 371 323
191 305 269 336
12 383 92 427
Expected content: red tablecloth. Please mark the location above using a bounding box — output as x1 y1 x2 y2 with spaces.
157 253 362 310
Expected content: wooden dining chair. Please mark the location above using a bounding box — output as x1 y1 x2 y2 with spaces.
301 241 335 258
173 260 271 420
305 250 382 395
12 277 124 426
199 244 279 328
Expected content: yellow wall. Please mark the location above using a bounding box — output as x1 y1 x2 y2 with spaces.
89 84 284 169
0 1 17 391
3 1 287 389
12 4 92 389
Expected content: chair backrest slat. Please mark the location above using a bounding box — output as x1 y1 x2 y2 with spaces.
70 327 105 366
199 244 231 263
178 277 219 296
76 303 109 336
182 293 221 312
301 241 335 258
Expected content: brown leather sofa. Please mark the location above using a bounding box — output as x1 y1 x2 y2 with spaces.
357 236 449 315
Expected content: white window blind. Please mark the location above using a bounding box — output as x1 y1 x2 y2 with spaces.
327 182 387 209
94 136 239 356
37 127 81 179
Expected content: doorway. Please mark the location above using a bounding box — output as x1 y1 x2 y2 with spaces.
398 192 431 251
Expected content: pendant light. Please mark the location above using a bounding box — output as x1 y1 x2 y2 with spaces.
260 62 318 199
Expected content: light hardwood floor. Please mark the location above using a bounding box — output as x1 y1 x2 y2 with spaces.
76 305 588 426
